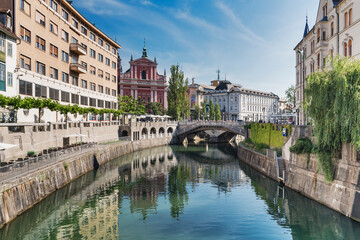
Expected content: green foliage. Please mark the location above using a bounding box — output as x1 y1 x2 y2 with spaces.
27 150 35 157
244 138 253 144
209 99 214 120
118 95 145 115
304 57 360 181
167 64 191 120
63 163 69 170
193 105 201 120
285 84 296 106
249 122 292 148
214 103 221 121
201 100 207 120
146 102 163 115
289 138 313 154
255 143 269 150
243 124 251 129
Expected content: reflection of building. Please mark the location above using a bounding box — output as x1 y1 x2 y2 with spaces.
0 0 120 122
204 80 279 121
294 0 360 125
0 12 18 122
119 43 167 109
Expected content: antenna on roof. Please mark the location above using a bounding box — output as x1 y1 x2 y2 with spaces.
217 69 220 80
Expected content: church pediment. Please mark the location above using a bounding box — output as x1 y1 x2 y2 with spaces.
131 57 156 65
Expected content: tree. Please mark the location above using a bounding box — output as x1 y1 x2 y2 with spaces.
201 100 207 120
209 99 214 120
167 65 191 120
285 85 296 107
215 103 221 121
193 105 200 120
118 95 145 115
146 102 163 115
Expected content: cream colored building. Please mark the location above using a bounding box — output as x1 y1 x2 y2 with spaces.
294 0 359 125
0 0 121 123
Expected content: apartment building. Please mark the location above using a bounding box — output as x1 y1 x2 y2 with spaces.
0 0 121 122
294 0 359 125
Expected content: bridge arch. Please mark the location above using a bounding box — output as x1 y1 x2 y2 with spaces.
150 127 157 135
159 127 165 135
121 130 128 136
141 128 148 138
167 127 174 135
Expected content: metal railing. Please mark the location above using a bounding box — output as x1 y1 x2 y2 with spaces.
176 121 245 136
0 143 96 184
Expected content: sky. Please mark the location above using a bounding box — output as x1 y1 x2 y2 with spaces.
73 0 319 98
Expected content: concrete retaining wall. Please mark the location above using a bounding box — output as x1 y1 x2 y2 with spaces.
0 137 171 228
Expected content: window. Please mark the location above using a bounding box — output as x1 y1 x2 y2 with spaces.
349 9 352 25
112 75 116 83
81 25 87 35
20 0 31 16
98 69 103 78
98 38 103 46
50 44 58 57
90 82 96 91
20 26 31 43
0 34 3 55
90 66 96 75
36 36 45 51
71 93 79 104
105 101 111 109
20 55 31 70
7 43 12 57
62 51 69 63
50 0 58 12
61 9 69 21
317 53 321 69
344 42 348 57
98 53 103 62
81 79 87 89
0 63 5 91
81 96 88 105
331 22 334 37
62 72 69 83
106 87 110 95
50 67 58 79
90 49 96 58
98 85 103 93
105 58 110 66
71 76 78 86
81 61 87 71
71 54 78 63
345 12 348 28
349 39 352 57
112 61 116 69
98 99 104 108
112 48 116 55
142 70 146 79
90 98 96 107
61 91 70 102
49 88 59 100
323 4 327 18
62 30 69 42
36 10 45 27
72 18 78 28
105 72 110 80
81 43 87 52
19 80 32 95
50 21 58 35
72 37 78 44
112 89 116 96
36 61 45 75
7 72 13 86
90 32 96 41
105 43 110 51
317 28 320 43
35 84 47 98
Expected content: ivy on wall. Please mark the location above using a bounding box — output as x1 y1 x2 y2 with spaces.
249 122 292 148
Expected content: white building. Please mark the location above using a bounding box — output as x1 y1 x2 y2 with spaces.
0 10 18 122
204 80 279 122
294 0 360 125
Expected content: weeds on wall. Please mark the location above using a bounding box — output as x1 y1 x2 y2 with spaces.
249 123 292 149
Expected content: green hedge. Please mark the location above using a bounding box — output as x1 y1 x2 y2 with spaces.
249 123 292 148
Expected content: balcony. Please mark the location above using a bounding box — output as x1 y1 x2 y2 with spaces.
70 63 87 74
70 43 87 55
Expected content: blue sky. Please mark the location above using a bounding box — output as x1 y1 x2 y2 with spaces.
74 0 319 98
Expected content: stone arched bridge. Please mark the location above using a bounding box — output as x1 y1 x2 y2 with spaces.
176 121 246 143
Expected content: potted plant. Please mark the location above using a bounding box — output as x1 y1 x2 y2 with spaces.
27 150 35 157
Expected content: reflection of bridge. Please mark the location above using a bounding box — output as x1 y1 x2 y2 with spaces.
176 121 246 143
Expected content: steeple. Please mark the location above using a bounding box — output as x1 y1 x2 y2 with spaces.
217 69 220 80
130 54 133 61
303 15 310 38
164 68 166 76
154 57 157 63
142 38 148 58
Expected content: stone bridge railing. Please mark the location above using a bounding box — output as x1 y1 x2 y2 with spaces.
176 121 246 136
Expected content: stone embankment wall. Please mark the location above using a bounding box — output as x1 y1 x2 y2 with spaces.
0 137 171 228
238 125 360 222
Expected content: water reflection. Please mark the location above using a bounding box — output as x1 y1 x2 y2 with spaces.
0 144 360 240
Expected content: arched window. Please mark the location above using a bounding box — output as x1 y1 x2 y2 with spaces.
141 70 146 79
317 28 321 43
344 42 348 57
349 40 352 57
331 22 334 36
317 53 320 69
345 12 348 28
349 9 352 25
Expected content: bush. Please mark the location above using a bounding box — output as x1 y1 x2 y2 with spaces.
244 138 253 144
289 138 313 154
27 150 35 157
255 143 269 150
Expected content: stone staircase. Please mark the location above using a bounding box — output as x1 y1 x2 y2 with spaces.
277 157 286 182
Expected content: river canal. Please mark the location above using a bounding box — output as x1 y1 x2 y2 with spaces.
1 143 360 240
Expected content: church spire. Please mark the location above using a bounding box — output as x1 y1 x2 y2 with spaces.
142 38 148 58
303 15 309 38
130 54 133 61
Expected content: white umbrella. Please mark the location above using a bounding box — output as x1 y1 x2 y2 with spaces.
0 143 17 151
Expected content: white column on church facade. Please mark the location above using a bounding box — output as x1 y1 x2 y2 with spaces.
135 66 137 79
131 89 134 96
154 91 157 102
151 90 154 102
135 89 138 99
